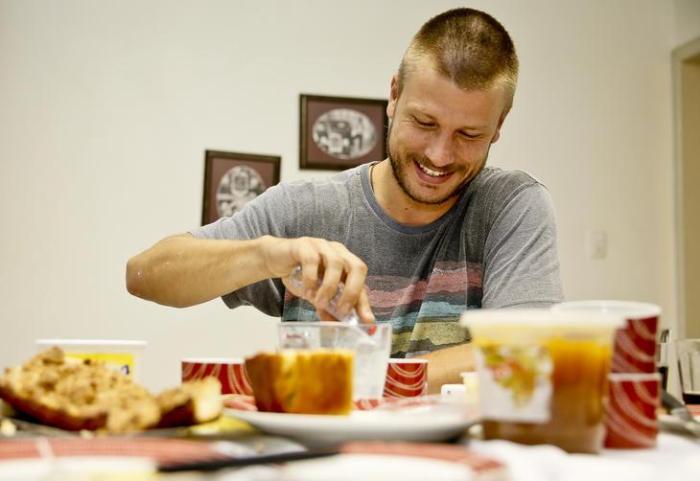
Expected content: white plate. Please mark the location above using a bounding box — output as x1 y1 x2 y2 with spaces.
225 403 478 446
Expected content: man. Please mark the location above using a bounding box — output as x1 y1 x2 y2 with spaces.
126 8 563 392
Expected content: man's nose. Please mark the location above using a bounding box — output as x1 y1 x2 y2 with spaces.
424 132 454 167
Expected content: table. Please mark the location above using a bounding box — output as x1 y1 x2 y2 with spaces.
1 413 698 481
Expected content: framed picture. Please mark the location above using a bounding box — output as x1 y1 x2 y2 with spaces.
299 94 388 170
201 150 281 225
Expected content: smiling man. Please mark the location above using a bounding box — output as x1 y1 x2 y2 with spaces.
127 8 563 392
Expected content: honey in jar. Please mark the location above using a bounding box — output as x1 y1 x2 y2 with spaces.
460 309 623 454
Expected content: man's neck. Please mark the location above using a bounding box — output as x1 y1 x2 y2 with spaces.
371 159 458 226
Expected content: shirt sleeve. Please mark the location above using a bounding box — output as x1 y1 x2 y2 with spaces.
188 185 292 316
481 183 564 308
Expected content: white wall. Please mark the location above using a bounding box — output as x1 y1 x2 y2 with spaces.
674 0 700 47
0 0 685 391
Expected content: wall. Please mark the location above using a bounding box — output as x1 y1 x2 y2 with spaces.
0 0 680 390
674 0 700 47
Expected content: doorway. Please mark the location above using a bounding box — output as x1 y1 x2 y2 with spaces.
673 37 700 338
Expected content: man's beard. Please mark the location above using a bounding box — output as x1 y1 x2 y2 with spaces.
386 122 489 206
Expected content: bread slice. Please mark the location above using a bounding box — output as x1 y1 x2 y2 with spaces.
245 349 354 415
156 378 223 428
0 379 107 431
0 347 160 433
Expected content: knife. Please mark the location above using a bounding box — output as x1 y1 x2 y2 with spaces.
158 447 339 472
661 390 700 438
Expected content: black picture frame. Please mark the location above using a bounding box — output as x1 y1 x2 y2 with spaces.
299 94 388 170
201 150 281 225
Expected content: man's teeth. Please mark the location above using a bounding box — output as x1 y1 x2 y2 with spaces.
418 163 448 177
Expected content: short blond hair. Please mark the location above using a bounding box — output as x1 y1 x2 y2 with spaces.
398 8 519 107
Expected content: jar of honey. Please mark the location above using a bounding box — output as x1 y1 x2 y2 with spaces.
460 310 623 454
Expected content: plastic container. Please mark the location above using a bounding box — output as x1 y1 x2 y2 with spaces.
461 371 479 405
460 309 623 454
552 300 661 373
36 339 146 380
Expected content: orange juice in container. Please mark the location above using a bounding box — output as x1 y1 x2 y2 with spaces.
460 309 623 454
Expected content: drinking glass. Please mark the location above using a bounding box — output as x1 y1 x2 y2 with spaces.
676 339 700 405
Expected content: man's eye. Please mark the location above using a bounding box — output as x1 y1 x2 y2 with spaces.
414 117 434 127
459 131 480 139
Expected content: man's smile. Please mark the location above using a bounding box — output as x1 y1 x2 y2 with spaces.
414 160 455 185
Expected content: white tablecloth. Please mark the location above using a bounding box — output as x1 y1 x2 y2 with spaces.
214 432 699 481
471 433 700 481
216 433 699 481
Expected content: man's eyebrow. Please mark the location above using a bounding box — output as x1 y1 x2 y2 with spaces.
403 103 488 130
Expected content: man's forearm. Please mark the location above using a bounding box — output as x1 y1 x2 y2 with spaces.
417 343 476 394
126 234 273 307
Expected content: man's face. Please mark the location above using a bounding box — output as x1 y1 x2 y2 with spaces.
386 60 509 206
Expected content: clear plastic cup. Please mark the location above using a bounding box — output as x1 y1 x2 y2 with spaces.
460 309 624 454
278 322 392 401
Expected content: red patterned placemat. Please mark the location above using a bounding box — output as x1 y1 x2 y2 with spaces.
341 442 507 480
0 437 231 464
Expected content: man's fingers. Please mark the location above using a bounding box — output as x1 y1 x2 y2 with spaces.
315 247 345 310
336 258 367 317
356 289 375 324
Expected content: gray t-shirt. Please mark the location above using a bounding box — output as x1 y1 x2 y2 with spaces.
191 164 563 357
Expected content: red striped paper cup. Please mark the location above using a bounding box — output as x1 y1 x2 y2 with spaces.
604 372 660 449
181 357 253 395
383 358 428 398
552 301 660 373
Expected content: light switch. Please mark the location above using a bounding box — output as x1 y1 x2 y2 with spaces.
585 229 607 259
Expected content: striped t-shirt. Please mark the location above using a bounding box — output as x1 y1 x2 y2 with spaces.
190 164 563 357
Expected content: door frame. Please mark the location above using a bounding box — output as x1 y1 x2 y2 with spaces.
672 37 700 340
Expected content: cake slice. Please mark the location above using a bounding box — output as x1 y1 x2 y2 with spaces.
245 349 353 415
156 378 223 428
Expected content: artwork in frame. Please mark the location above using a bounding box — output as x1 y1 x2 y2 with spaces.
299 94 388 170
201 150 281 225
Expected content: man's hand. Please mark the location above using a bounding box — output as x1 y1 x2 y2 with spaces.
259 236 375 324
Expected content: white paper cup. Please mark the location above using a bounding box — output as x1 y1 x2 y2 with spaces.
181 357 253 395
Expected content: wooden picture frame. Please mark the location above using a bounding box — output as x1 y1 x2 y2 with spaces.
201 150 281 225
299 94 388 170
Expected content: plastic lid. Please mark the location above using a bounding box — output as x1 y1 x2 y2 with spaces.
551 300 661 319
460 309 624 329
36 339 147 346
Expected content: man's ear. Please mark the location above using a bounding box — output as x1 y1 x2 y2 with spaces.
491 108 510 144
491 93 513 144
387 75 399 119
